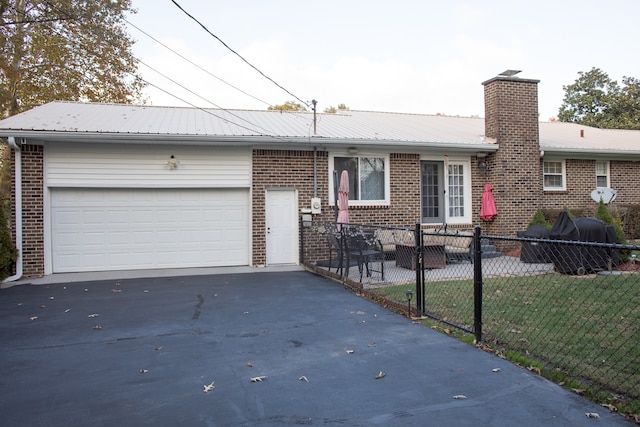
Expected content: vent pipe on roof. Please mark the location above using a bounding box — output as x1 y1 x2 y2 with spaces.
311 99 317 134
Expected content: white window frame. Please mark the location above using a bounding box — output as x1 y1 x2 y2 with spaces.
328 153 390 207
446 159 472 225
595 160 610 188
419 156 471 225
543 160 566 191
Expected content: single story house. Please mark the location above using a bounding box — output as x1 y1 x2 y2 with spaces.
1 73 639 280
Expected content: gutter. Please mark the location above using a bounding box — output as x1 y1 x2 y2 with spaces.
3 136 22 284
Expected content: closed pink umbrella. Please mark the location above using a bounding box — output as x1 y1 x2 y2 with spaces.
480 183 497 221
337 170 350 230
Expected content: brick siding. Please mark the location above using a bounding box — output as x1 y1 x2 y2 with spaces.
482 77 541 239
10 144 44 278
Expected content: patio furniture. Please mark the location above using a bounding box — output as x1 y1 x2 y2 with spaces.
395 242 446 270
346 231 385 282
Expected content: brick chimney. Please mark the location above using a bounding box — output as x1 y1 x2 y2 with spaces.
482 73 541 239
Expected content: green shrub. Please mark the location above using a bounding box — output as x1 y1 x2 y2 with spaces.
528 208 552 230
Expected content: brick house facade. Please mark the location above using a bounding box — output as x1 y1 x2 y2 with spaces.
2 73 639 280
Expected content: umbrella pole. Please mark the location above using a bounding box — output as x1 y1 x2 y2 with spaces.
333 170 339 221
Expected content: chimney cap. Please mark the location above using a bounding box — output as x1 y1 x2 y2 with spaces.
498 70 522 77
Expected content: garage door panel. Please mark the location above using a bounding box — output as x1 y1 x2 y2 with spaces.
51 188 249 273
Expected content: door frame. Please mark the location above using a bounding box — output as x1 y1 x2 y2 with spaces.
265 188 299 265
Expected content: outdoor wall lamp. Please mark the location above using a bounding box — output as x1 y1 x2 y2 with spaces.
167 155 179 170
405 289 413 317
478 159 488 172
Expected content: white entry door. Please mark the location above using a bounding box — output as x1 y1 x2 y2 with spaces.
265 189 299 265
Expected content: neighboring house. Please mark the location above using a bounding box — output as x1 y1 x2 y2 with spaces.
1 73 639 280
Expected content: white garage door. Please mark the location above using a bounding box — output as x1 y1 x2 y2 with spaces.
51 188 249 273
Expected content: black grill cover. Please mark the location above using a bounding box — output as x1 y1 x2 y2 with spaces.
519 224 551 263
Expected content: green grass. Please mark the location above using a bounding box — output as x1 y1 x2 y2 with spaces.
370 272 640 412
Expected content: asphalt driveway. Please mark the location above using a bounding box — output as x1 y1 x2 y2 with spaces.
0 270 631 426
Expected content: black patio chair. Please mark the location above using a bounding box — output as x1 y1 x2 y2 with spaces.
345 230 385 282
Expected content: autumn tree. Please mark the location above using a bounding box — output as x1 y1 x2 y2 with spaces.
267 101 307 112
324 103 349 114
0 0 144 118
558 68 640 130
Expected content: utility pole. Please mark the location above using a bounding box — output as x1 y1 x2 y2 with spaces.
311 99 317 134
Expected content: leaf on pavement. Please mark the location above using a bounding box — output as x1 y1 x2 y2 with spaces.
453 395 467 399
250 376 267 382
374 371 386 379
299 376 309 382
203 381 215 393
585 412 600 418
246 361 253 367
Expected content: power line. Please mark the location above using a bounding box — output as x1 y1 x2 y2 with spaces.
125 18 273 108
21 0 301 140
169 0 310 109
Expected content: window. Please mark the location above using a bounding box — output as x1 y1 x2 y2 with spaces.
448 164 465 217
331 155 389 205
543 160 565 191
595 161 610 188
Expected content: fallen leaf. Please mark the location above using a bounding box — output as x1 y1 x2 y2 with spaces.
585 413 600 419
88 314 99 318
527 366 541 375
491 368 501 373
601 403 617 412
29 316 38 321
155 346 164 351
509 328 522 334
299 376 309 382
143 290 149 293
453 395 467 399
243 311 250 315
64 309 71 313
93 325 102 330
17 303 23 306
111 289 122 293
346 349 355 354
203 381 215 393
374 371 386 379
572 388 587 395
250 376 267 382
368 342 377 347
49 297 54 300
39 305 46 309
139 369 149 374
246 361 253 367
443 328 452 335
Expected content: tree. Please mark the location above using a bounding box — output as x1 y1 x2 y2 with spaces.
0 0 144 118
324 103 349 114
558 68 640 130
267 101 307 112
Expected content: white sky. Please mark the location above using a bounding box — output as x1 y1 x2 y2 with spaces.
126 0 640 122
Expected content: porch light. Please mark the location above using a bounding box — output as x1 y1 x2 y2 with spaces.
167 155 179 170
478 159 487 172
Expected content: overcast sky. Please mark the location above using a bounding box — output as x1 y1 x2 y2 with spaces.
126 0 640 122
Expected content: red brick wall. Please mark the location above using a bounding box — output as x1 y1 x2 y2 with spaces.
10 144 44 278
542 159 640 212
252 150 423 265
482 77 541 237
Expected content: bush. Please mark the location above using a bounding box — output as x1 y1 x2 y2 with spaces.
528 208 552 230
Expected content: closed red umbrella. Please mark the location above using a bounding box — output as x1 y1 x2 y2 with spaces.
337 170 349 230
480 183 497 221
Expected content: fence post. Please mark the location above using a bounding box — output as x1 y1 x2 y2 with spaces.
299 216 305 264
473 225 483 343
415 222 423 315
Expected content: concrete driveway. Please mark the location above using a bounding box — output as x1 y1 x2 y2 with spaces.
0 270 631 426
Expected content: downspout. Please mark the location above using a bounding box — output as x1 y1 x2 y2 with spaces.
3 136 23 283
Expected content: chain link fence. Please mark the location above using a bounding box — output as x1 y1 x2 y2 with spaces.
301 221 640 411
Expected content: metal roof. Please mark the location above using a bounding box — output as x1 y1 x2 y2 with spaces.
0 101 638 156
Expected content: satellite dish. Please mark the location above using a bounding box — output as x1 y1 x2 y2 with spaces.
591 188 617 204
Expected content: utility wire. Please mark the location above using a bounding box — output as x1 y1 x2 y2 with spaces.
126 18 272 108
169 0 310 109
25 0 301 140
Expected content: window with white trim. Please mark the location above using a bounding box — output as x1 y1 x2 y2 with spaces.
330 155 389 205
595 161 610 188
543 160 566 191
448 164 465 217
